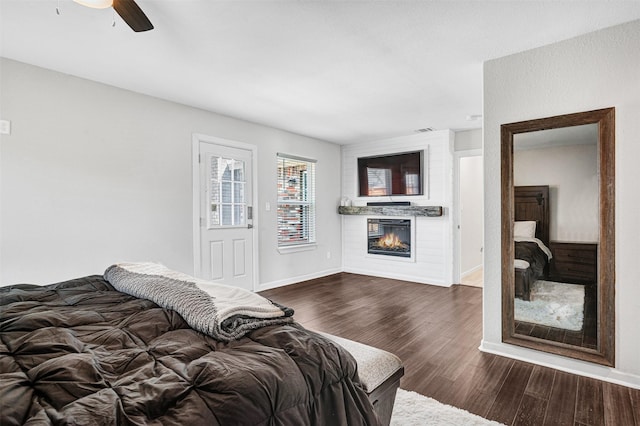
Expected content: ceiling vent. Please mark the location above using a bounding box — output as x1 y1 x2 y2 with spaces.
414 127 435 133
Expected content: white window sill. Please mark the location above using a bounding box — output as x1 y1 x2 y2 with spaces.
277 243 317 254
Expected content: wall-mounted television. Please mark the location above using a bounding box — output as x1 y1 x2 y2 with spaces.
357 151 423 197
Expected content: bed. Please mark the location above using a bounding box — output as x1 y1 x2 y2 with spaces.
0 263 400 425
514 186 553 300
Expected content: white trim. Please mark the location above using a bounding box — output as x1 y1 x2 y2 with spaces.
452 148 483 284
443 132 456 286
479 340 640 390
277 243 317 254
192 138 200 277
342 266 451 287
257 267 341 291
191 133 260 291
461 263 483 279
276 152 317 163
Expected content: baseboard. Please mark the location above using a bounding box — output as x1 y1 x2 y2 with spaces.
257 267 342 292
258 266 452 291
342 266 451 287
461 264 482 279
479 340 640 390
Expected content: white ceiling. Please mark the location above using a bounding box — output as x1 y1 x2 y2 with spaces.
2 1 640 144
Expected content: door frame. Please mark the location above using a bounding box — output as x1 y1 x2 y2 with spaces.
452 148 483 284
192 133 260 291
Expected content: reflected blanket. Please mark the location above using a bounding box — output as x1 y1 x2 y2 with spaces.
515 241 548 279
0 275 378 425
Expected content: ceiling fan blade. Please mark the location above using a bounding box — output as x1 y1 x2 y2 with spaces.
113 0 153 32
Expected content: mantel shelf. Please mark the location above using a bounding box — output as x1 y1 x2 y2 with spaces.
337 205 443 217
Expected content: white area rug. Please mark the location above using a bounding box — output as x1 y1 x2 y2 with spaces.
514 280 584 331
391 389 504 425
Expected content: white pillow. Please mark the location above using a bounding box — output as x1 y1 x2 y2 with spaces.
514 221 536 238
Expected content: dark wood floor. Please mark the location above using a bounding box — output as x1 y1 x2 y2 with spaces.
260 273 640 426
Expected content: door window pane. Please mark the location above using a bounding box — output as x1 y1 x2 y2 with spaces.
221 182 232 203
221 204 232 226
234 205 245 225
209 156 247 228
234 182 245 202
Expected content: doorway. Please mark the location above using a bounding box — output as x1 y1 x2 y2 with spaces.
456 151 484 287
192 134 258 291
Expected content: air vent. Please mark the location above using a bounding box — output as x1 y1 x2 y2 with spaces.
414 127 435 133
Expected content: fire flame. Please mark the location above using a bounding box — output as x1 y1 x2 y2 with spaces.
377 233 406 249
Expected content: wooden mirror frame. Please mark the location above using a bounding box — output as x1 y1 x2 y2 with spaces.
501 108 615 366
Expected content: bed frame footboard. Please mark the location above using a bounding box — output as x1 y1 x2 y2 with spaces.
515 268 531 301
320 333 404 426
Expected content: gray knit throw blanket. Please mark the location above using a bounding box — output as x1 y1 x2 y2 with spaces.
104 262 294 342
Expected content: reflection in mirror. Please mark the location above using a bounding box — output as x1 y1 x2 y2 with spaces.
501 108 615 366
513 124 598 349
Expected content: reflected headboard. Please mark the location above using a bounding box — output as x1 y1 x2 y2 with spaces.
514 185 550 247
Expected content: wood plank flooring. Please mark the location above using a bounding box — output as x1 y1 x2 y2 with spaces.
260 273 640 426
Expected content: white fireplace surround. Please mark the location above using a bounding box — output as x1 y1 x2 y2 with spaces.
341 130 455 286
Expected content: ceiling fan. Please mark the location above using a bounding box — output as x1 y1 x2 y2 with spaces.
74 0 153 32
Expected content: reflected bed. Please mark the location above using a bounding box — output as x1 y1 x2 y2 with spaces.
514 186 551 300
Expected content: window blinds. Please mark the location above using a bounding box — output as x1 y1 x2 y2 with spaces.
277 154 316 247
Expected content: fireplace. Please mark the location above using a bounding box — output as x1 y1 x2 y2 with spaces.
367 218 412 258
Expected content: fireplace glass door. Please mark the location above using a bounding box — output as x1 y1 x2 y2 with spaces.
367 218 411 258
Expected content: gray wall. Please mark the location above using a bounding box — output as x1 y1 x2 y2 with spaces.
0 58 343 287
514 143 598 242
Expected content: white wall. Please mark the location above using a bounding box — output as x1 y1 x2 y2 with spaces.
454 128 482 152
483 20 640 387
0 58 343 287
515 143 598 242
341 130 455 285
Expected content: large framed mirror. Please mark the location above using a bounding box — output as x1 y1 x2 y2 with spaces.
501 108 615 366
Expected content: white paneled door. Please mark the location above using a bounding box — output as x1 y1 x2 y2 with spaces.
195 139 255 291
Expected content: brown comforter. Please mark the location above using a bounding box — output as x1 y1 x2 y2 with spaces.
0 275 378 425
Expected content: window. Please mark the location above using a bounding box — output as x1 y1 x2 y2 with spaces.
208 156 246 227
277 154 316 248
